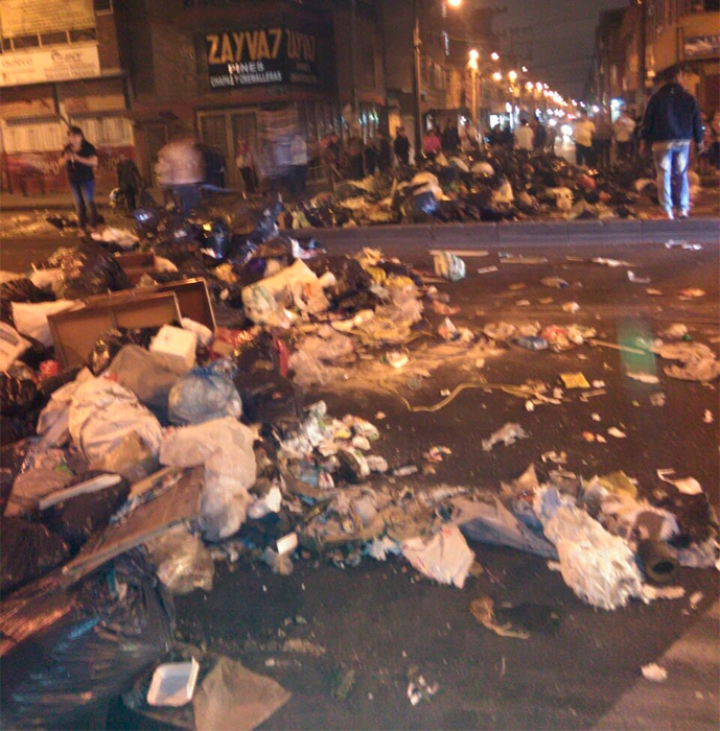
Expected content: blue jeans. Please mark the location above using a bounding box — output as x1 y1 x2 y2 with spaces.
652 141 690 215
69 179 98 230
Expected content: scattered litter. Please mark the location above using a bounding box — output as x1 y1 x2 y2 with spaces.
541 277 569 289
433 252 466 281
656 469 703 495
703 410 713 424
679 288 706 298
147 658 200 707
477 266 499 274
650 392 666 407
407 667 439 706
402 525 475 589
561 372 590 389
627 271 651 284
282 639 326 656
482 423 529 451
470 596 530 639
689 591 704 610
645 288 663 296
386 351 409 369
627 371 660 384
641 663 667 683
607 427 627 439
562 302 580 313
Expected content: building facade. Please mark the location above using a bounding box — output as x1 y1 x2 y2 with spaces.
0 0 132 194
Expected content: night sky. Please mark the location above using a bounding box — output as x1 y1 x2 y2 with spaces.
494 0 627 100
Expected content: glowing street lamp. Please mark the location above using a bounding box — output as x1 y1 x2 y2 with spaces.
521 66 528 73
536 81 543 92
447 0 462 6
492 71 502 82
490 52 500 61
525 81 534 92
508 70 518 83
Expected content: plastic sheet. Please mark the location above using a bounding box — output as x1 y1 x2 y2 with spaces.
0 553 174 729
0 517 70 594
145 525 214 595
168 361 242 426
68 377 163 463
160 417 257 541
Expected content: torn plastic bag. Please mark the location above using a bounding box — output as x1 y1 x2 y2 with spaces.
534 487 643 610
145 525 214 595
0 517 70 594
168 361 242 426
68 377 163 463
452 495 558 559
42 472 130 551
0 553 174 730
160 417 257 541
402 525 475 589
108 345 179 424
0 277 55 305
58 241 131 299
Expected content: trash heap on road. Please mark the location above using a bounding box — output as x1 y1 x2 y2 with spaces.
0 205 718 728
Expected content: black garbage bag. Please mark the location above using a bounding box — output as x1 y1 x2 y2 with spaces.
412 190 440 218
59 242 131 299
0 278 56 326
0 374 41 417
42 472 130 551
249 200 284 244
133 207 162 237
0 517 70 594
205 218 231 260
306 256 373 306
236 370 301 425
0 553 174 730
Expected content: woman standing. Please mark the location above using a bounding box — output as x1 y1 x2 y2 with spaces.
235 136 256 193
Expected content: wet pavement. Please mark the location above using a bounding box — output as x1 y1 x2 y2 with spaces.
79 232 720 729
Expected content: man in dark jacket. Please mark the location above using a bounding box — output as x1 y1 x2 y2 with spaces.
441 119 461 155
116 154 142 212
642 65 704 219
393 126 410 166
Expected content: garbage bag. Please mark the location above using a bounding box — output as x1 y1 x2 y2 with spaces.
0 517 70 594
160 417 257 541
0 277 55 307
0 323 30 371
42 472 130 551
0 553 174 729
205 219 231 260
11 300 76 347
58 241 131 299
412 190 440 216
145 525 214 595
168 361 242 426
68 377 163 463
5 450 74 517
92 431 160 483
249 200 284 244
107 345 179 423
235 370 301 425
0 374 41 416
89 327 134 375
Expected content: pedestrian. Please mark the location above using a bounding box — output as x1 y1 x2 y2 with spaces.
323 132 342 184
514 118 534 151
422 128 442 161
573 109 596 167
710 110 720 170
441 119 460 155
116 153 142 212
235 136 257 193
533 117 547 151
594 114 613 169
613 106 636 161
155 137 204 216
290 133 308 196
376 130 392 173
642 65 704 219
393 126 411 166
546 123 558 152
347 129 365 180
364 136 378 176
501 122 514 149
61 126 99 231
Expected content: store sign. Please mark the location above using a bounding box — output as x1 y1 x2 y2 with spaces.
0 45 100 86
683 34 720 59
0 0 94 38
205 26 320 89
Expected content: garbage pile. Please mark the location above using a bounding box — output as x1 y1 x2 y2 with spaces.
0 207 718 727
282 149 671 228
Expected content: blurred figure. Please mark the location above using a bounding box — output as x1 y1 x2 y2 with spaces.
235 136 257 193
60 126 99 231
422 128 442 161
376 130 392 173
514 119 534 151
393 126 410 165
594 114 613 169
364 135 378 176
155 137 204 215
613 107 636 161
546 123 558 152
347 129 364 180
116 153 142 212
197 144 225 188
441 119 460 155
290 133 308 196
574 110 596 167
533 116 547 151
710 110 720 170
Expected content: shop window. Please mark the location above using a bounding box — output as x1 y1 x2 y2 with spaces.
94 0 113 12
12 35 40 50
41 32 69 46
69 28 97 43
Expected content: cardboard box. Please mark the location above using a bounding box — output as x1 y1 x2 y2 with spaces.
150 325 197 373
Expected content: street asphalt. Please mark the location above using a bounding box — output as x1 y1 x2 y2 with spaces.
1 225 718 730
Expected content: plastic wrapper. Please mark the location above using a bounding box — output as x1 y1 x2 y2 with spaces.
168 361 242 426
288 349 338 388
160 417 257 541
299 331 354 362
57 241 131 299
42 473 130 550
108 345 178 423
0 323 31 371
535 488 643 610
145 525 214 595
0 553 174 729
0 517 70 594
68 377 163 463
401 525 475 589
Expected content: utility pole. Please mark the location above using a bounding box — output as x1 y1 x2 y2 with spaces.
412 0 423 162
638 0 647 113
350 0 358 120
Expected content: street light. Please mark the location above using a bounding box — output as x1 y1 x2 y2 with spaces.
447 0 463 6
508 70 518 82
521 66 528 73
492 71 502 82
490 52 500 61
536 81 543 92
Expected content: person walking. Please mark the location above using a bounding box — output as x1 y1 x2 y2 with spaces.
61 126 99 231
573 110 596 167
116 153 142 212
290 133 308 196
642 65 704 219
393 126 410 166
441 119 460 155
613 107 636 161
235 136 257 194
514 118 534 151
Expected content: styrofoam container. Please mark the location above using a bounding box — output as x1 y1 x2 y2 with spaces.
147 658 200 707
150 325 197 373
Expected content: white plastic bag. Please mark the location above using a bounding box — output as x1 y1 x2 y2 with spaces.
160 417 257 541
68 376 163 463
0 322 30 371
11 300 76 346
402 525 475 589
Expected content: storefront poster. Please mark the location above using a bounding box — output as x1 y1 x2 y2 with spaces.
205 25 320 89
0 45 100 86
0 0 94 38
683 34 720 59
